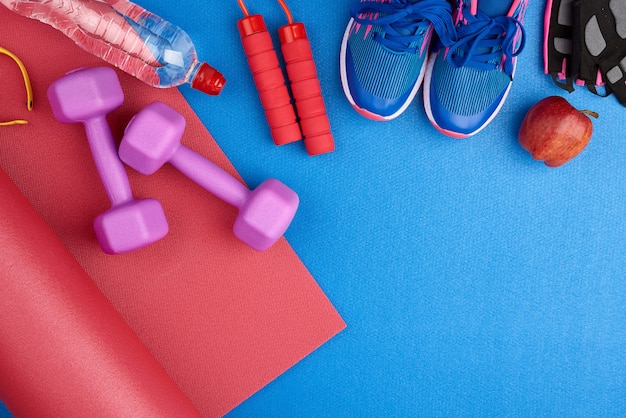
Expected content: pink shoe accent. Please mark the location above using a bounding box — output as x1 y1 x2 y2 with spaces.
352 104 391 121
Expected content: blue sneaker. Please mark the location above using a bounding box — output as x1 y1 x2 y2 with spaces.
340 0 457 121
423 0 528 137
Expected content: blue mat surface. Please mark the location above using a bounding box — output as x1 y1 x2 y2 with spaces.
2 1 625 416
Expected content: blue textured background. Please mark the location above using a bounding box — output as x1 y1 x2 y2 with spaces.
2 1 625 416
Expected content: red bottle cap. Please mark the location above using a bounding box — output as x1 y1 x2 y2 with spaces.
278 22 307 44
191 62 226 96
237 14 268 38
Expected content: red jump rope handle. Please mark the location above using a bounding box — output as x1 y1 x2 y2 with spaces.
279 23 334 156
238 15 301 145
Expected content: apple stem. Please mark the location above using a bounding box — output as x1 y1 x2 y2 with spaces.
580 109 599 118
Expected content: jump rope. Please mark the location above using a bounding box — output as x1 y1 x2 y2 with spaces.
237 0 334 156
1 2 336 156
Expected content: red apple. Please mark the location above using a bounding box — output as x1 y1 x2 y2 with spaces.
518 96 597 167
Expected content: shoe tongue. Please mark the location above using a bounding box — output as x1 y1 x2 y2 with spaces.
477 1 513 18
387 3 426 38
471 1 515 63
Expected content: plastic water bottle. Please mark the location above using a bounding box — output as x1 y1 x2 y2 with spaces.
0 0 226 95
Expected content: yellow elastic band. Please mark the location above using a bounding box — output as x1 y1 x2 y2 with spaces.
1 46 33 126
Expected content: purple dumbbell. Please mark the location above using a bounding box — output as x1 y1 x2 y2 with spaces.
47 67 169 254
119 102 299 251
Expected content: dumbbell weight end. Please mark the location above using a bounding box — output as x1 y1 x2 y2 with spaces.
94 198 169 255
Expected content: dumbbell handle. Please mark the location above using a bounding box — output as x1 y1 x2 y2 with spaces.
169 145 249 209
84 116 134 206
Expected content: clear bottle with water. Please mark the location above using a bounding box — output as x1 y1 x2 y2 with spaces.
0 0 226 95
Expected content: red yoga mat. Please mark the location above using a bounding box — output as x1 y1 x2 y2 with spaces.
0 168 202 418
0 6 345 417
